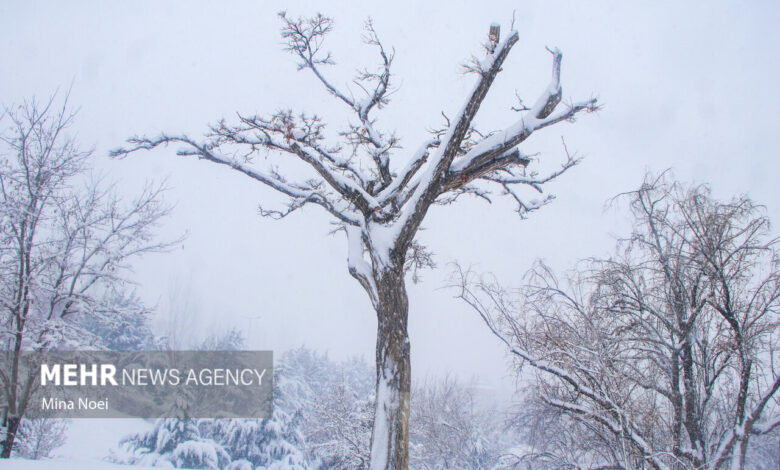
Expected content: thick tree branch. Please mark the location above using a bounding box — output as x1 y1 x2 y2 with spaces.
392 30 520 248
449 49 596 177
345 225 378 307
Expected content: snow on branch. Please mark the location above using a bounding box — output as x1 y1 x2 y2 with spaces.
345 224 378 306
452 265 671 470
447 49 596 178
111 133 363 225
280 12 351 107
752 413 780 435
386 35 596 248
114 16 597 263
356 19 394 121
279 12 397 189
376 138 439 206
225 113 382 211
710 373 780 466
112 15 598 297
390 29 522 246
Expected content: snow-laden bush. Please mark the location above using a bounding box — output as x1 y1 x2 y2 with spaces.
116 337 314 469
119 418 220 468
11 418 69 460
225 459 253 470
199 408 309 469
172 439 230 469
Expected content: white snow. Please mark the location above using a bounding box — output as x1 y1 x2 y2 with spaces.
57 418 153 461
368 371 393 470
346 225 378 302
367 221 403 270
0 458 160 470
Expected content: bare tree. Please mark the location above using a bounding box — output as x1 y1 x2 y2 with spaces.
457 174 780 470
12 418 69 460
112 13 597 469
409 376 506 469
0 95 173 457
306 370 374 469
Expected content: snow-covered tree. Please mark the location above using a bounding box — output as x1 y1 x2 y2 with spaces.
206 406 311 470
199 349 314 470
119 340 231 470
199 328 244 352
409 376 506 470
0 95 173 458
306 380 374 469
119 336 234 469
117 335 314 469
78 288 155 350
11 418 68 460
113 13 596 469
458 174 780 470
296 351 375 469
120 417 231 469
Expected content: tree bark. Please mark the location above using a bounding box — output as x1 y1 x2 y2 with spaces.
369 266 411 470
1 416 20 458
1 328 25 459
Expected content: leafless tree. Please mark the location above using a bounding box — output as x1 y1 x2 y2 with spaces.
0 95 173 457
457 174 780 470
112 13 597 469
409 375 506 469
306 375 374 469
12 418 69 460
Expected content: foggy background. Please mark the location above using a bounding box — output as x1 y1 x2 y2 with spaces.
1 0 778 399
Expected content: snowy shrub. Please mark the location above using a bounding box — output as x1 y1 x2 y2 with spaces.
276 348 374 469
12 418 69 459
120 418 209 467
172 439 231 469
200 410 309 469
225 459 254 470
117 346 314 469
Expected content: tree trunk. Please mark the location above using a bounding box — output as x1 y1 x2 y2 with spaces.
369 267 411 470
1 330 24 459
1 416 20 458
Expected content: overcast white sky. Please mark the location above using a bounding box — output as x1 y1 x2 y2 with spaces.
1 1 778 395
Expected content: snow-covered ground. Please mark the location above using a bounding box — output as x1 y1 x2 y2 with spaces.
57 419 153 461
0 418 154 469
0 458 159 469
